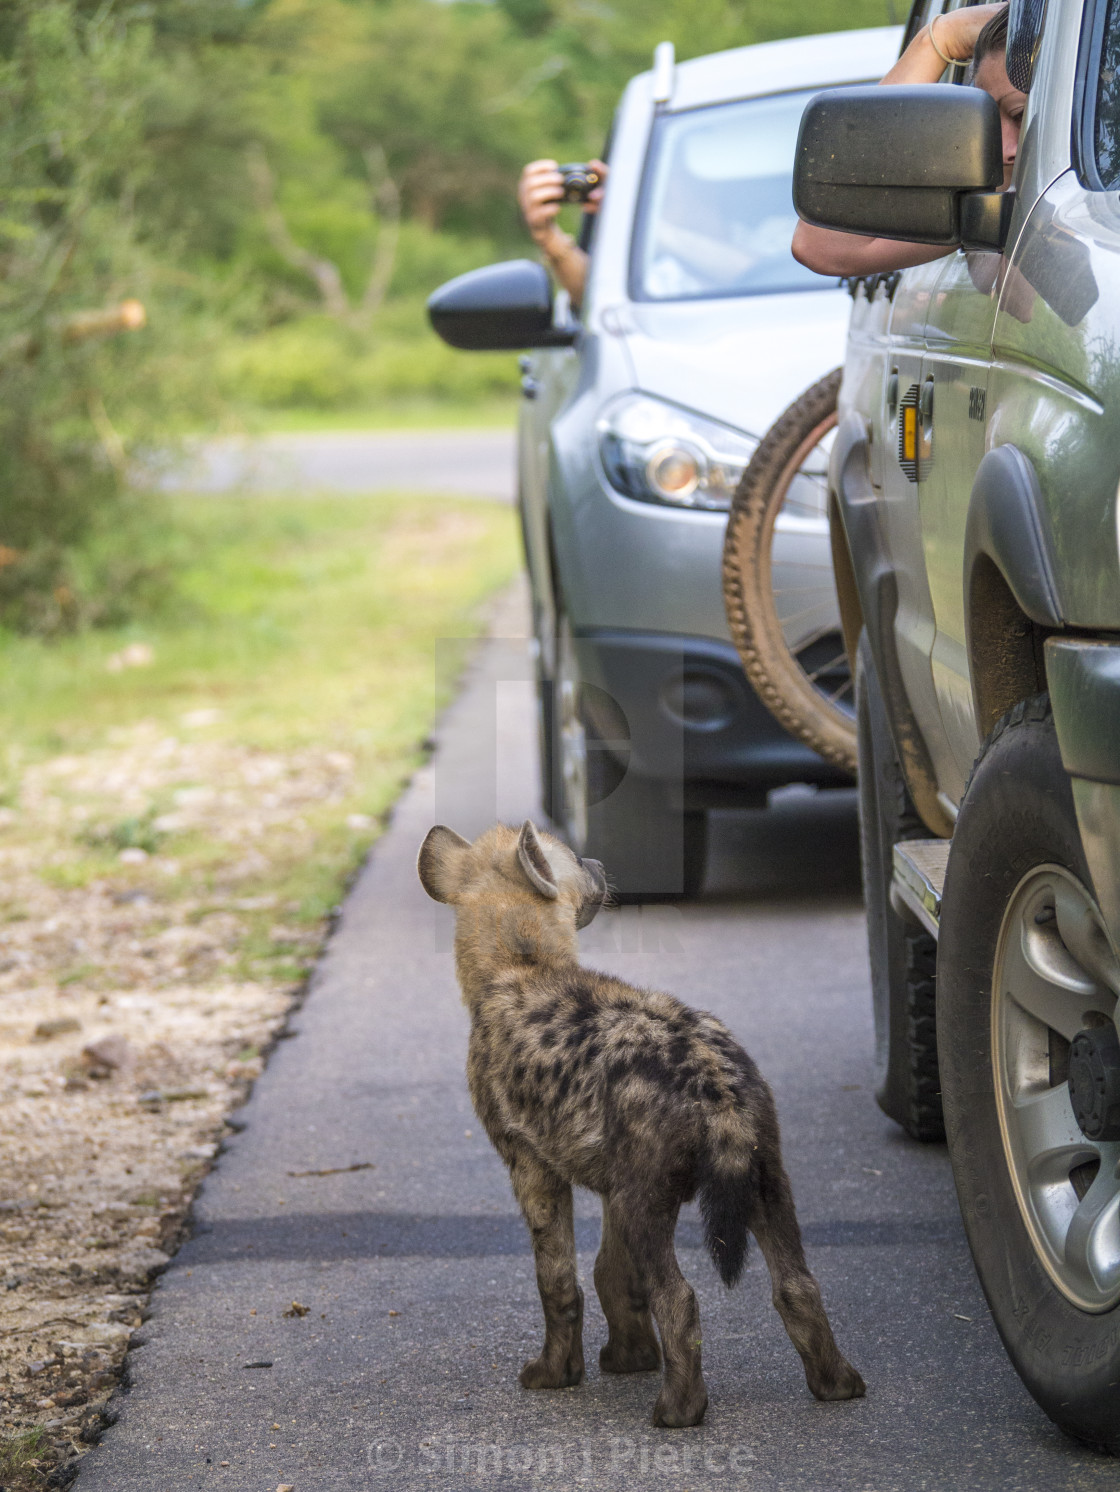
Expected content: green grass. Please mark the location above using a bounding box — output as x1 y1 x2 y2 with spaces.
0 1427 50 1489
246 395 518 434
0 492 520 971
0 492 518 759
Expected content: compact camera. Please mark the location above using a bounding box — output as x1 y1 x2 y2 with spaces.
557 163 602 204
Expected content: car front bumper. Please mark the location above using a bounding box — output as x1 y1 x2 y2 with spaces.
574 629 852 810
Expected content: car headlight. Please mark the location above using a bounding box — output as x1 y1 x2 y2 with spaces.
596 393 758 511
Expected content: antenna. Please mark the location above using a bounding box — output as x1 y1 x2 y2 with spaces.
651 40 675 105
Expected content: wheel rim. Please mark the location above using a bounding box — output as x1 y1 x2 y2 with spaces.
556 624 588 852
760 412 853 725
992 863 1120 1312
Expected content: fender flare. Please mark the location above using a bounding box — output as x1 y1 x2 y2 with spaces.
963 444 1062 633
963 445 1062 734
831 413 953 838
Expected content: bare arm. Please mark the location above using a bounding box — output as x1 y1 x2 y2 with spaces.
517 158 607 309
792 4 1008 278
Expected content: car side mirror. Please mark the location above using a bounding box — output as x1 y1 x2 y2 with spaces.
794 85 1005 249
428 260 578 351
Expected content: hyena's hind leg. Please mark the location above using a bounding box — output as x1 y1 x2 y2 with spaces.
595 1197 660 1374
610 1196 707 1428
507 1143 584 1390
748 1151 865 1402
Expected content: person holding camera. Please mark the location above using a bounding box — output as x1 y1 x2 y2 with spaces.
517 158 608 309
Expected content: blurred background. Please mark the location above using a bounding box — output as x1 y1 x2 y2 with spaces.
2 0 898 634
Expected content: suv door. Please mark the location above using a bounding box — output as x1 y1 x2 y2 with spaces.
873 0 983 801
877 257 959 794
917 245 1004 797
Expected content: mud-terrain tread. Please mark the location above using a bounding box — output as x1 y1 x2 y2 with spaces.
962 691 1053 799
904 931 942 1140
722 367 856 773
888 732 943 1141
857 632 943 1141
890 757 943 1140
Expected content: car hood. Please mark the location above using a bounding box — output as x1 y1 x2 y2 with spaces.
614 288 853 440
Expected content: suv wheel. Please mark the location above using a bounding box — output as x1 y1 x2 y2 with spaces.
939 694 1120 1452
546 613 707 900
855 633 943 1141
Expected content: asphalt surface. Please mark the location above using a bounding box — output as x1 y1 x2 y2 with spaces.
78 589 1119 1491
159 429 516 500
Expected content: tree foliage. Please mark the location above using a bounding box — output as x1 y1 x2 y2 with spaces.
0 0 899 630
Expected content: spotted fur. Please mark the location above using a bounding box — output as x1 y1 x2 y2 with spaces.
418 819 865 1427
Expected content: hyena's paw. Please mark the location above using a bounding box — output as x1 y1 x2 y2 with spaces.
599 1336 660 1374
651 1381 708 1429
519 1355 584 1391
807 1357 866 1402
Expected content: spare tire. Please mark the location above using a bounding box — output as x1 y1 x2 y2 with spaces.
722 368 856 773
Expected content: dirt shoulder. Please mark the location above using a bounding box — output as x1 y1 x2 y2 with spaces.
0 493 518 1488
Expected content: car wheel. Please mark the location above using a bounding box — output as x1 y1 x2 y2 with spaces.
549 613 707 900
938 693 1120 1453
855 633 943 1141
722 367 856 773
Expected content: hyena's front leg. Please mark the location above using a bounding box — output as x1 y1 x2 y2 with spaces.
595 1196 660 1374
507 1143 584 1390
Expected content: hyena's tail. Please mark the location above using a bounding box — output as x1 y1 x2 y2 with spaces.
696 1112 761 1287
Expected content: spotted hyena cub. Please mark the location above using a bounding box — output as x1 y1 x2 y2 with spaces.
417 819 864 1428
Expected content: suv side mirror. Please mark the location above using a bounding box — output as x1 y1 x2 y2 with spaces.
428 260 578 351
794 85 1004 248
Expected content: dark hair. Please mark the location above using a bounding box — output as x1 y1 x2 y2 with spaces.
967 6 1012 83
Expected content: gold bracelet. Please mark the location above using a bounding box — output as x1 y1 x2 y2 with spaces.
928 13 956 66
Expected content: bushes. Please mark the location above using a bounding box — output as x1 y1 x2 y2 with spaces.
0 0 896 632
218 312 518 411
0 0 260 633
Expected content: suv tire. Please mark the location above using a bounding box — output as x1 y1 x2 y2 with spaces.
856 633 944 1141
938 694 1120 1453
546 613 707 900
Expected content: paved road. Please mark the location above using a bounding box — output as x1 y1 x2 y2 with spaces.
78 591 1118 1491
158 429 516 500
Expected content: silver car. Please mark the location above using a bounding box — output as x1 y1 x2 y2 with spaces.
431 25 900 896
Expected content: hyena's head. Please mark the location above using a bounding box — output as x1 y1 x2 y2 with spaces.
418 820 608 934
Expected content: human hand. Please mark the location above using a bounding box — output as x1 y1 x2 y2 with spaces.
518 159 565 243
932 2 1008 62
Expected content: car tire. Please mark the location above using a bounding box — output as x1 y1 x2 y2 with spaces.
546 613 707 900
722 366 857 773
536 665 558 824
855 633 944 1141
938 693 1120 1453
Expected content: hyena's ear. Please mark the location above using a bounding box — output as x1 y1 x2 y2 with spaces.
517 820 558 900
417 826 472 904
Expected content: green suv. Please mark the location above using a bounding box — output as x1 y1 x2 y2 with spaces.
793 0 1120 1453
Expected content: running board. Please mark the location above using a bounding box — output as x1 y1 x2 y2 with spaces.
890 839 951 939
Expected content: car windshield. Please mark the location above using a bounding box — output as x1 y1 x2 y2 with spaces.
632 89 828 301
